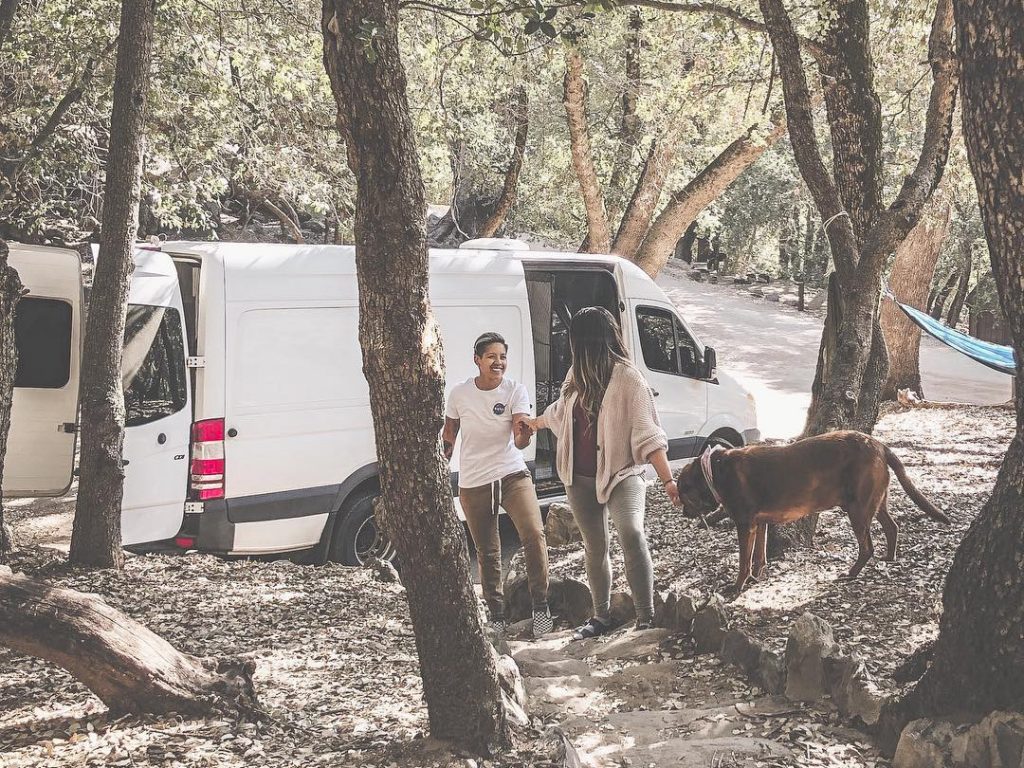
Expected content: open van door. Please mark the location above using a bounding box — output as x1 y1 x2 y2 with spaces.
3 244 83 497
120 248 191 547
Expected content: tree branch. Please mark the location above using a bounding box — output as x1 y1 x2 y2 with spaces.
618 0 826 60
563 47 611 252
0 0 21 50
478 85 529 238
612 137 677 259
757 0 858 281
862 0 959 274
607 8 644 224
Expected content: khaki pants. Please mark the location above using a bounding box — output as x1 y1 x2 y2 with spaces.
460 471 549 618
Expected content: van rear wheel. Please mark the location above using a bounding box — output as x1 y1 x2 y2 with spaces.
330 493 396 566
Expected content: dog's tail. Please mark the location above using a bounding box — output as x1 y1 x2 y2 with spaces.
884 446 950 524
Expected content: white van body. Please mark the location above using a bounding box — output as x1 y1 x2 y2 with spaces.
5 240 759 563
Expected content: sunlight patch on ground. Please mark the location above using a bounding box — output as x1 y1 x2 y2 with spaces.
732 564 841 613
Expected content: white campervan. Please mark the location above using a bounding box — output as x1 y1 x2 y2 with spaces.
5 238 759 564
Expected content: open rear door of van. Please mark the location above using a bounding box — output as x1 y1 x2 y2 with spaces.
120 248 192 548
4 244 83 497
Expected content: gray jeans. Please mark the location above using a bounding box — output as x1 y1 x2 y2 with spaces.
566 473 654 623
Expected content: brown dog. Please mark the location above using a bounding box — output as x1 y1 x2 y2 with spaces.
675 431 950 592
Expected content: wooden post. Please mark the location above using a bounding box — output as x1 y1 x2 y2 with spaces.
797 280 805 311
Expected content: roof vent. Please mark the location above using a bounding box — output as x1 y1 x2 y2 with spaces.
458 237 530 251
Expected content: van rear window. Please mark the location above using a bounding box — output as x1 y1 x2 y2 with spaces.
14 297 73 389
123 305 188 426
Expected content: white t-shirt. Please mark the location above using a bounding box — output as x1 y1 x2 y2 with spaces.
445 376 531 489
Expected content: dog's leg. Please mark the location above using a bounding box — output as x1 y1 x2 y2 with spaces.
752 523 768 579
734 524 756 593
844 507 875 579
877 492 899 561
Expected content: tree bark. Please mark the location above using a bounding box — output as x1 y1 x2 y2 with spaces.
0 239 24 564
945 236 972 327
930 268 959 319
0 569 258 716
322 0 511 755
0 0 21 50
881 203 951 400
477 86 529 238
563 48 611 253
611 138 677 260
607 9 644 226
70 0 157 570
881 1 1024 745
632 117 790 276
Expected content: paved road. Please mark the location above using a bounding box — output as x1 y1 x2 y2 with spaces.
657 270 1013 439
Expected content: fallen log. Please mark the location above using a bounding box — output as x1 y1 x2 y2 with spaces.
0 567 258 718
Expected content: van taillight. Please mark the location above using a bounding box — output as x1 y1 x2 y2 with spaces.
190 418 224 500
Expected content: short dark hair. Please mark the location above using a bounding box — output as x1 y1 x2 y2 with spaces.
474 331 508 357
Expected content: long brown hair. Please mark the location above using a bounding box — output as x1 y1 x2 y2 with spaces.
564 306 632 420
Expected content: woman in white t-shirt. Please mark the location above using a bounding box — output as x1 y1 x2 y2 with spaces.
442 332 551 638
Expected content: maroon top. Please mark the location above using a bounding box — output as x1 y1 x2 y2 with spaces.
572 398 598 478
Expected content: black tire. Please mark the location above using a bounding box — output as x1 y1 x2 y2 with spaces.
329 492 396 566
703 433 739 452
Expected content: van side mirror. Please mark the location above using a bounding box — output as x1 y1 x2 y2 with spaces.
702 346 717 380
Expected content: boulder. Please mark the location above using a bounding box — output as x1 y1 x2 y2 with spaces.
720 630 765 677
656 590 698 634
544 503 581 548
609 591 636 625
823 652 886 726
484 624 511 656
893 719 959 768
784 613 836 702
505 575 592 625
692 595 730 654
758 649 787 695
652 590 672 629
953 711 1024 768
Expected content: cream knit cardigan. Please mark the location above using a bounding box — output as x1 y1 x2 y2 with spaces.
540 362 668 504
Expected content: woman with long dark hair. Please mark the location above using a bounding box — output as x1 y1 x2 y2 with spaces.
532 307 680 638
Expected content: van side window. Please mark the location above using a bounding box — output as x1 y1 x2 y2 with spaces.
14 297 73 389
636 306 700 378
122 305 188 427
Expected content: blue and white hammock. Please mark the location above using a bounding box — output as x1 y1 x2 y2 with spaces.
893 299 1016 376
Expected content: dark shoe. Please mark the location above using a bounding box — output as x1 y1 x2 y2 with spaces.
489 618 507 635
572 616 614 641
532 607 553 638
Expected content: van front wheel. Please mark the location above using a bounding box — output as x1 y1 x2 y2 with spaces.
330 493 396 566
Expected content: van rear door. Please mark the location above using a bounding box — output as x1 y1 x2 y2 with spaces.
119 248 191 547
4 244 83 497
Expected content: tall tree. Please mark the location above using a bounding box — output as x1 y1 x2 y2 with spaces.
69 0 157 569
477 85 530 238
0 239 23 563
321 0 511 754
880 201 951 400
884 0 1024 740
758 0 960 437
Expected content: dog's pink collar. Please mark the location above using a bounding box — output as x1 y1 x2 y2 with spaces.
699 446 726 508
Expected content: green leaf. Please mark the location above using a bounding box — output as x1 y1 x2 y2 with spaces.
524 17 541 34
540 21 557 37
544 7 558 20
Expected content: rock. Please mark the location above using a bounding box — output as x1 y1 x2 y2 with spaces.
784 612 836 702
364 556 399 583
652 590 673 629
484 624 511 656
495 654 529 727
780 293 801 307
748 286 765 298
893 719 959 768
765 291 781 302
692 595 729 654
609 592 636 625
513 647 591 678
505 575 592 625
657 590 698 633
505 618 534 641
594 628 671 661
954 711 1024 768
758 649 787 695
824 653 886 726
544 503 581 548
720 630 765 677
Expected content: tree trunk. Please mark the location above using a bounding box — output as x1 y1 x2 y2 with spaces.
677 220 698 263
881 204 951 400
70 0 156 570
945 236 973 327
478 86 529 238
632 117 790 277
881 0 1024 745
322 0 511 755
0 0 21 50
563 48 611 253
0 569 257 716
611 138 676 259
930 268 959 319
0 239 24 564
607 9 643 226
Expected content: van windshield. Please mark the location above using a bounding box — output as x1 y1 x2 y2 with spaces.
122 305 188 427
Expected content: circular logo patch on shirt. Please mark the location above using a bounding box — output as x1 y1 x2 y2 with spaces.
493 402 506 415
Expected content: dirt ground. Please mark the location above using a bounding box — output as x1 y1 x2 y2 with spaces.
0 403 1015 767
